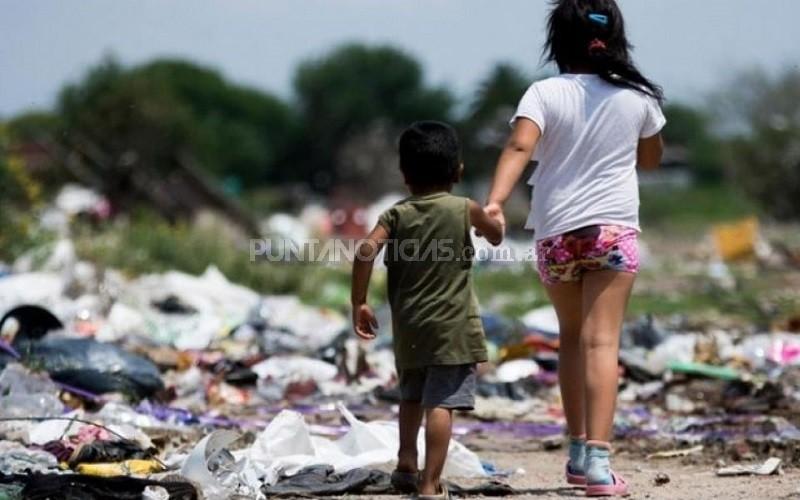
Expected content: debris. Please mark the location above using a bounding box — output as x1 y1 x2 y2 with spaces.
647 445 704 460
1 201 800 497
494 359 541 383
0 441 59 474
262 465 519 497
712 217 759 262
716 457 783 476
654 472 671 486
262 465 391 497
14 336 164 399
520 306 559 335
75 459 164 477
667 361 740 381
2 473 198 500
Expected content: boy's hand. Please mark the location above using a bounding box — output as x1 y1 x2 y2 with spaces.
469 200 504 245
353 304 379 340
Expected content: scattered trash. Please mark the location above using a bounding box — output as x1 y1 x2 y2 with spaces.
1 206 800 497
668 361 740 381
716 457 783 477
647 445 704 460
520 306 559 335
712 217 759 262
75 459 164 477
262 466 392 497
0 441 59 474
14 336 164 399
654 472 671 486
494 359 541 383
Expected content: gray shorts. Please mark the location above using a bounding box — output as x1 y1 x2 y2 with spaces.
398 364 477 410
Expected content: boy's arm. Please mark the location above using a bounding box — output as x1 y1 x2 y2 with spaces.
351 224 390 340
468 199 504 246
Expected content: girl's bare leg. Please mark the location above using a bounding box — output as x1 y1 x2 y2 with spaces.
581 270 635 442
544 281 586 440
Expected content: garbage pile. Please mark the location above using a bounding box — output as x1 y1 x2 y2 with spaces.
1 208 800 497
0 241 503 499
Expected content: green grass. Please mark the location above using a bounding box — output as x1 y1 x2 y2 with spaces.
71 214 372 309
0 208 54 263
39 186 799 328
639 184 760 235
473 266 548 317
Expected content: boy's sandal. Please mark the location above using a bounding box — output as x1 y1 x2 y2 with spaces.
585 471 630 497
390 470 419 494
565 461 587 486
417 483 450 500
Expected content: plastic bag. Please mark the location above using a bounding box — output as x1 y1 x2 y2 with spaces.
15 337 163 399
245 404 486 486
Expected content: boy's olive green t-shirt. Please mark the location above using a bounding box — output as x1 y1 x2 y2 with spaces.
377 192 488 370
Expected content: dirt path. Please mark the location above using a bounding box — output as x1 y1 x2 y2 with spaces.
355 451 798 499
476 451 798 499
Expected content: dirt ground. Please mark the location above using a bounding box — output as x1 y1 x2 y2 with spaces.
475 451 799 499
355 451 799 500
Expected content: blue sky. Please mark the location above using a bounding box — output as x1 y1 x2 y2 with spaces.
1 0 798 116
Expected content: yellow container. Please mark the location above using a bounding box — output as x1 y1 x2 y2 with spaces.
712 217 759 261
76 459 163 477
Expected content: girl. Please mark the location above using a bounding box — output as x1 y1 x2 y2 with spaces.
485 0 665 496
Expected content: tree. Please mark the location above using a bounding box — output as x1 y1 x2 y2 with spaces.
133 60 297 185
716 68 800 220
291 43 454 193
459 63 532 180
0 122 46 259
57 57 296 188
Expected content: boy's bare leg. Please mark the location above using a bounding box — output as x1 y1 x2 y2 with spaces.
398 401 424 473
544 280 586 439
581 270 635 442
419 407 452 495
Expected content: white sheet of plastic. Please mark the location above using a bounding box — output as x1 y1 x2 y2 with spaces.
245 403 486 485
184 403 487 499
521 305 560 335
0 272 65 312
251 356 338 384
258 296 347 350
120 265 259 349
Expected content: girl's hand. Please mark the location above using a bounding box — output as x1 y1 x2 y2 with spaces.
353 304 378 340
484 202 506 234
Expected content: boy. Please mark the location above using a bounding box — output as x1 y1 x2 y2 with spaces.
351 121 503 499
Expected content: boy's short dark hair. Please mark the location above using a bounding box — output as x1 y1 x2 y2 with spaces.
398 121 461 187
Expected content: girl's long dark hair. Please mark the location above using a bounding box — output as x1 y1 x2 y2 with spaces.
545 0 664 102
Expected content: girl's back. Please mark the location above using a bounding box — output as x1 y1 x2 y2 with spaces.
485 2 667 495
513 73 664 240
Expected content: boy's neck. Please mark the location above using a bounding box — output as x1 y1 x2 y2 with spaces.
408 184 453 196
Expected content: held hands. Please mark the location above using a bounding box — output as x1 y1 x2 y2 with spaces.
484 202 506 233
353 303 378 340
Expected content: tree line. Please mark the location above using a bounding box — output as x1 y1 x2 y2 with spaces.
2 43 799 219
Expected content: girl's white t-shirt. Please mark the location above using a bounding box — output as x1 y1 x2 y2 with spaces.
511 74 666 240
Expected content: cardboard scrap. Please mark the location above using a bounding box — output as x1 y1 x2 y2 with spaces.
716 457 782 477
647 445 704 460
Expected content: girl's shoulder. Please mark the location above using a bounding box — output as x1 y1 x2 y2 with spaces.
525 75 571 92
523 74 601 100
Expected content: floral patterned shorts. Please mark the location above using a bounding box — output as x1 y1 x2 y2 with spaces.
536 225 639 285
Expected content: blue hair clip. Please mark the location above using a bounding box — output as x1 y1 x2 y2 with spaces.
588 13 609 26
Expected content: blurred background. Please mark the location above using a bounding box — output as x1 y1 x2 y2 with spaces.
1 4 800 491
2 0 800 321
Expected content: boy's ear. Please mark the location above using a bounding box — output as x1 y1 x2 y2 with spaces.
400 169 411 187
455 163 465 183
